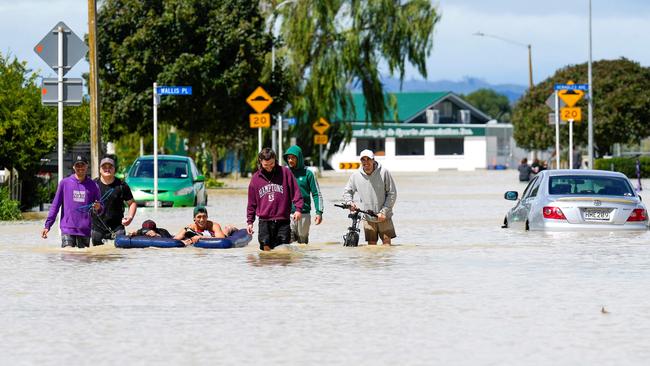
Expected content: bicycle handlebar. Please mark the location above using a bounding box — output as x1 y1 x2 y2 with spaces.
334 203 378 217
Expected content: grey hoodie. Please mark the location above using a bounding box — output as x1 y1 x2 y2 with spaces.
342 160 397 222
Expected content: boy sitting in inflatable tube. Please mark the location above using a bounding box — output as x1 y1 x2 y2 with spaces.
174 206 237 246
128 220 173 238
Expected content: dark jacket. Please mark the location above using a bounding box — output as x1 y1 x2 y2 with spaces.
518 164 532 181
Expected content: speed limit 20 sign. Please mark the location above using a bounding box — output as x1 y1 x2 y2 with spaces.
250 113 271 128
560 107 582 122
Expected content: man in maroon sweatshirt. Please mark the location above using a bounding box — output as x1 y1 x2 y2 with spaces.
247 148 304 251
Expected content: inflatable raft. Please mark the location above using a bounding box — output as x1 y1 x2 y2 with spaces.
114 229 252 249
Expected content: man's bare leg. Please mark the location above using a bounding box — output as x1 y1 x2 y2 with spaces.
381 234 392 246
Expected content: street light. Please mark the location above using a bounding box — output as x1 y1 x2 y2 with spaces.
473 31 534 89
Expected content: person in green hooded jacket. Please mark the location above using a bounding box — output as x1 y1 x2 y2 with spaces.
283 145 324 244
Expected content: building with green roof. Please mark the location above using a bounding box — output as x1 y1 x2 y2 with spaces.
329 91 516 172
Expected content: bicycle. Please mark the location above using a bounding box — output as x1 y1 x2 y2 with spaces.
334 203 378 247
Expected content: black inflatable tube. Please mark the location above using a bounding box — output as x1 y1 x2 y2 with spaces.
114 229 251 249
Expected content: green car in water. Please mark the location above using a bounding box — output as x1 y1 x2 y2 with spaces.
125 155 207 207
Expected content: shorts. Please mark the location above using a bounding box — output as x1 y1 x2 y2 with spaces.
91 226 126 246
61 234 91 248
290 213 311 244
258 219 291 250
363 218 397 243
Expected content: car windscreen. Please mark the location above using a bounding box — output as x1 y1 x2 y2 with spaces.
130 160 189 179
548 175 634 196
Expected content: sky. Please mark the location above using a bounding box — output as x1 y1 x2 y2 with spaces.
1 0 649 87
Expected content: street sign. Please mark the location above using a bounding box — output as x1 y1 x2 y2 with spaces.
286 117 297 126
561 107 582 122
556 80 585 107
312 117 331 135
314 134 328 145
548 113 567 125
246 86 273 113
249 113 271 128
554 82 589 91
41 78 83 106
558 89 584 107
156 86 192 95
339 162 360 170
545 93 566 110
33 21 88 76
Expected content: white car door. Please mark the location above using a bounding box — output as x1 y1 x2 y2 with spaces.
511 176 541 229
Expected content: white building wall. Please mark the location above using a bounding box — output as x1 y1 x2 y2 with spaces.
331 136 488 172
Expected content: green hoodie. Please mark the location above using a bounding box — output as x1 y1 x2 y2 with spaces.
283 145 323 215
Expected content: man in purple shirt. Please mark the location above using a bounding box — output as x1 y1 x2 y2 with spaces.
41 155 102 248
247 148 303 251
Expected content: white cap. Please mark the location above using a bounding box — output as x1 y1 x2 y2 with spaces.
100 157 115 167
359 149 375 160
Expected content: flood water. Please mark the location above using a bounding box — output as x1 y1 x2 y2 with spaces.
2 170 650 365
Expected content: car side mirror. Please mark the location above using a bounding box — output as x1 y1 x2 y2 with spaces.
504 191 518 200
195 174 205 182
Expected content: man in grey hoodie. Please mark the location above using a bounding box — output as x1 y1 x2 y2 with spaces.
342 149 397 245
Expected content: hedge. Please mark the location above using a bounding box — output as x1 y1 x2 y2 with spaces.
0 187 21 221
594 157 650 178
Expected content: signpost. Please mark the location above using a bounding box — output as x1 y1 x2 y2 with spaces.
246 87 273 153
34 21 88 183
553 81 587 169
41 78 83 106
153 84 192 208
339 162 360 170
312 117 331 171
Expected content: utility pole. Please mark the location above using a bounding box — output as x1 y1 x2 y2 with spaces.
587 0 594 169
88 0 101 178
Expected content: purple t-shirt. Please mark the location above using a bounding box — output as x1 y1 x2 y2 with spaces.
247 166 303 224
44 174 102 236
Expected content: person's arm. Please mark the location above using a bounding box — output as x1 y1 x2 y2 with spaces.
90 181 103 214
289 171 304 219
122 199 137 226
42 181 64 238
379 171 397 221
211 222 227 239
173 227 187 240
308 171 324 224
246 181 257 234
342 175 357 210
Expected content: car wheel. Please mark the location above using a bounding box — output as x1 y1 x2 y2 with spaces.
501 217 508 229
525 220 530 231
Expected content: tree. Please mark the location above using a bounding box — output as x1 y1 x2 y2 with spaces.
0 53 94 209
97 0 283 176
462 88 511 122
512 58 650 155
274 0 440 158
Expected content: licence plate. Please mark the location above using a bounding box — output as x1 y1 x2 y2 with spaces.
144 201 162 207
584 208 611 221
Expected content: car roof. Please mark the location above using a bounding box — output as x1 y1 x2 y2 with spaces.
543 169 628 178
136 155 191 162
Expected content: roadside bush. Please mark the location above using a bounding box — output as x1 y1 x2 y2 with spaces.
594 157 650 178
0 187 21 220
205 177 225 189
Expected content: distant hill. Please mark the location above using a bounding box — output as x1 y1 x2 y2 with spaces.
358 76 527 103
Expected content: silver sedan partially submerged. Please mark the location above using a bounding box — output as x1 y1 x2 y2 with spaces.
503 170 648 231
